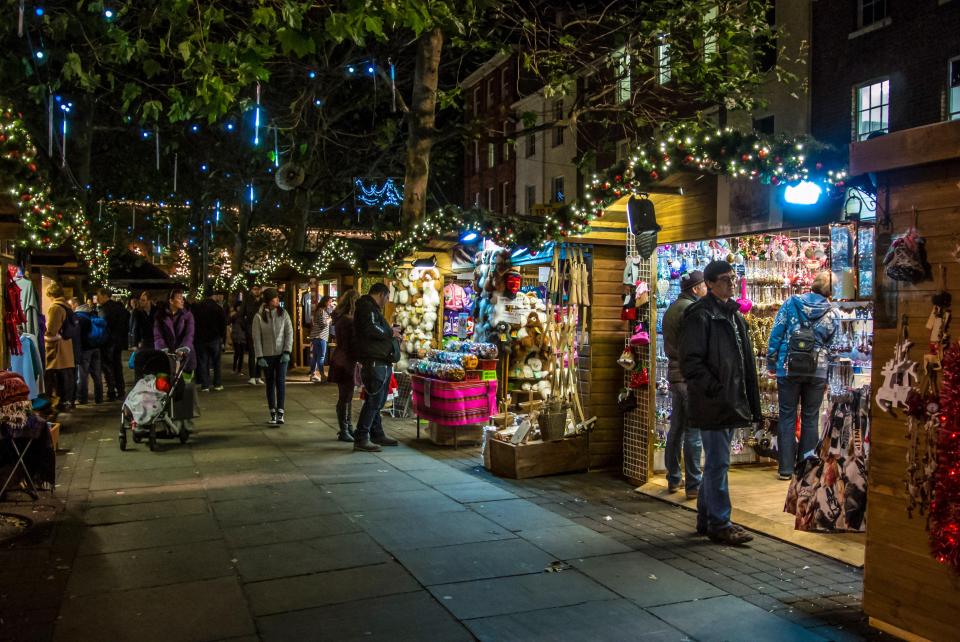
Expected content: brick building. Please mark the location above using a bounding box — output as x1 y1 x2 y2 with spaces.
811 0 960 148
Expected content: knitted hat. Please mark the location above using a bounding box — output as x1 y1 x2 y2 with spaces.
261 287 280 302
703 260 735 283
680 270 704 291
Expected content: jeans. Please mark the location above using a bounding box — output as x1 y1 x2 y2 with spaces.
100 343 126 399
697 428 735 533
196 338 223 388
77 348 103 404
776 376 827 476
46 367 75 408
262 356 287 411
665 383 702 492
310 338 328 374
356 361 390 441
233 342 246 373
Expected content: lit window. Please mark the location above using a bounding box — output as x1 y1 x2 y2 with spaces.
487 187 495 211
525 185 536 212
950 57 960 121
552 176 565 203
501 182 510 214
552 100 564 147
855 79 890 141
657 35 671 85
487 142 495 168
704 6 718 60
615 47 631 103
858 0 887 29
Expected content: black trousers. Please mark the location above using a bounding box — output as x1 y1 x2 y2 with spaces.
78 348 103 404
233 342 246 373
100 343 126 399
337 380 354 406
45 367 75 407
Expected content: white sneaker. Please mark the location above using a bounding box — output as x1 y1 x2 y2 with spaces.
276 409 285 424
309 375 320 383
248 378 257 386
268 410 278 425
256 378 265 385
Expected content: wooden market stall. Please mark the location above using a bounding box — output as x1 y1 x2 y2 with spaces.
850 119 960 642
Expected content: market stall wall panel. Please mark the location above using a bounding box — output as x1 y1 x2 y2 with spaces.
857 150 960 641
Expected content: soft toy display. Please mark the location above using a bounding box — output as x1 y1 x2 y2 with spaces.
392 266 443 370
513 311 550 361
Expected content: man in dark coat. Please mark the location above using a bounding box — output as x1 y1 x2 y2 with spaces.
96 287 130 401
194 289 228 391
352 283 401 452
241 284 263 384
679 261 761 546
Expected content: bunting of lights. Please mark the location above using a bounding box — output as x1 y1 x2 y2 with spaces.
380 122 849 274
355 177 403 209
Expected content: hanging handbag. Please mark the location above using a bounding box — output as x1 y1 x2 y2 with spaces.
617 349 635 369
883 210 930 284
629 368 649 389
617 389 637 413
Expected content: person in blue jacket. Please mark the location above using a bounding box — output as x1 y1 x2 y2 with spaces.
766 271 839 480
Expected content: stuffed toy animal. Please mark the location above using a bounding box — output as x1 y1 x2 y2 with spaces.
522 364 535 378
536 380 552 399
514 312 545 359
526 356 544 379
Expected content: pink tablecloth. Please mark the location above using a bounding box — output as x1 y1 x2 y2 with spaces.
410 376 498 426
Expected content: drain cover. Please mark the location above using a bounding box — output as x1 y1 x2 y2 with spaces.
0 513 32 541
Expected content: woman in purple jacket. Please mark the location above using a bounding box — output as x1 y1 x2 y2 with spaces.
154 289 197 373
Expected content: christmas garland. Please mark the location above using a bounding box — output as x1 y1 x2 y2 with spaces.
0 103 111 284
231 237 360 289
931 342 960 573
381 122 849 274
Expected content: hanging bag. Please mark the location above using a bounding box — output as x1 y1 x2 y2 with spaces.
883 208 930 284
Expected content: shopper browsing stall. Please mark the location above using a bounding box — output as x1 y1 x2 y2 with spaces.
309 295 334 383
680 260 761 546
329 289 360 443
352 283 401 452
661 270 706 499
252 288 293 426
44 282 76 412
767 271 839 480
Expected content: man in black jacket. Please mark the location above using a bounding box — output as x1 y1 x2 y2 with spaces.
194 289 228 391
352 283 401 452
241 284 263 384
679 261 761 546
96 288 129 401
132 291 156 350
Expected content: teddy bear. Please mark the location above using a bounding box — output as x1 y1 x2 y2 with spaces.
526 356 545 379
536 380 552 399
513 312 545 360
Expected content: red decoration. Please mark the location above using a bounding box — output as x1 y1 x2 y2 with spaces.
741 153 750 162
771 177 780 186
684 155 693 164
27 162 37 172
758 148 768 159
614 175 622 182
649 171 659 181
930 342 960 573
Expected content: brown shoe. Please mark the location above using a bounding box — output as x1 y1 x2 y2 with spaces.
708 525 753 546
685 487 699 500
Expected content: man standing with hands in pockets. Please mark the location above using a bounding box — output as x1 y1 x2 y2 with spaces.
351 283 401 452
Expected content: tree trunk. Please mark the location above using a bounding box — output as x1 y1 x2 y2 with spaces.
401 27 444 227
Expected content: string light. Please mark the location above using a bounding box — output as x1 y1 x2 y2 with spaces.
355 177 403 208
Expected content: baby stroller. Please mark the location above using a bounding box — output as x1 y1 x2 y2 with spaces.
119 347 194 451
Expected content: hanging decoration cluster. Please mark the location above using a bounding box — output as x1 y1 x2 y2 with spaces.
233 237 360 289
930 342 960 573
380 122 849 274
1 104 112 284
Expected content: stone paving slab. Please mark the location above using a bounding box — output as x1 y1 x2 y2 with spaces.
392 537 560 586
357 509 515 552
469 498 578 531
464 598 688 642
202 478 319 503
54 576 256 642
77 512 221 556
85 484 208 506
649 594 828 641
232 531 389 582
65 540 235 596
406 467 483 486
88 466 201 491
222 513 361 549
437 481 519 503
257 590 473 642
519 523 635 560
327 486 466 514
244 560 422 616
571 550 727 607
428 568 619 620
82 496 209 525
210 492 341 526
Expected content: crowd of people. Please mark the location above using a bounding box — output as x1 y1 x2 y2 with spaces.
40 280 403 451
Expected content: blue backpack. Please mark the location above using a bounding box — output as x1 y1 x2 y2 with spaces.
77 311 108 348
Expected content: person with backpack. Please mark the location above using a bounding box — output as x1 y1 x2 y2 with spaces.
96 287 130 402
75 301 108 404
766 271 839 481
44 282 77 412
329 289 360 442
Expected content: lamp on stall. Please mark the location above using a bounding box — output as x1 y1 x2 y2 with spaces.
783 180 823 206
459 231 479 243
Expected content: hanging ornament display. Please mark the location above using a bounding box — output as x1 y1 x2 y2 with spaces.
876 318 919 414
930 342 960 573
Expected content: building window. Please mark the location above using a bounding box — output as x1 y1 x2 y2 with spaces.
950 57 960 121
487 78 496 108
657 36 671 85
525 185 536 212
552 176 565 203
473 87 481 114
753 115 775 135
501 182 510 214
704 5 718 60
474 192 480 207
502 123 510 162
615 47 631 103
487 142 495 168
525 132 536 158
855 79 890 141
473 141 480 174
487 187 495 211
858 0 887 29
501 68 510 101
552 100 564 147
616 140 629 162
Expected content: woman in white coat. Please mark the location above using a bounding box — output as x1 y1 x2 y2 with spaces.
252 288 294 425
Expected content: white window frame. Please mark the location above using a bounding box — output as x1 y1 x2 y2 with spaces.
855 78 890 141
487 142 496 168
552 100 564 147
858 0 887 29
501 181 510 214
704 6 719 60
486 186 495 211
614 47 631 103
949 56 960 121
474 191 480 207
616 140 629 163
657 36 671 85
552 176 565 203
525 184 536 212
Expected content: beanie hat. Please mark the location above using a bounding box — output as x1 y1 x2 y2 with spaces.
703 260 734 283
680 270 704 291
261 287 280 302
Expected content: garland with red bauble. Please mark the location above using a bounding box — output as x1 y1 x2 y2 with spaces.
0 103 111 284
930 342 960 573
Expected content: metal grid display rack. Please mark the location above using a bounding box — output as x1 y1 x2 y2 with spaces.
622 229 655 485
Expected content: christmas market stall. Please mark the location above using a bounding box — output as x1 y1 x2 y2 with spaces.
849 119 960 642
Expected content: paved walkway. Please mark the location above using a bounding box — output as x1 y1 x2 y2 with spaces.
1 367 885 641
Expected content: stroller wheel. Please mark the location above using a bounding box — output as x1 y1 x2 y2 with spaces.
119 433 127 451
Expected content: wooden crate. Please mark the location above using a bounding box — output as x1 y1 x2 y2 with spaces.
427 422 483 447
489 435 589 479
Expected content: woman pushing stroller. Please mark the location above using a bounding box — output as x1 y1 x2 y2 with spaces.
253 288 294 425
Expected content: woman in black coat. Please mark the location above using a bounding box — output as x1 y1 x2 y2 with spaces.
328 289 359 442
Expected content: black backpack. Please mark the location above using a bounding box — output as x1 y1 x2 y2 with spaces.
786 300 825 377
57 304 82 341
